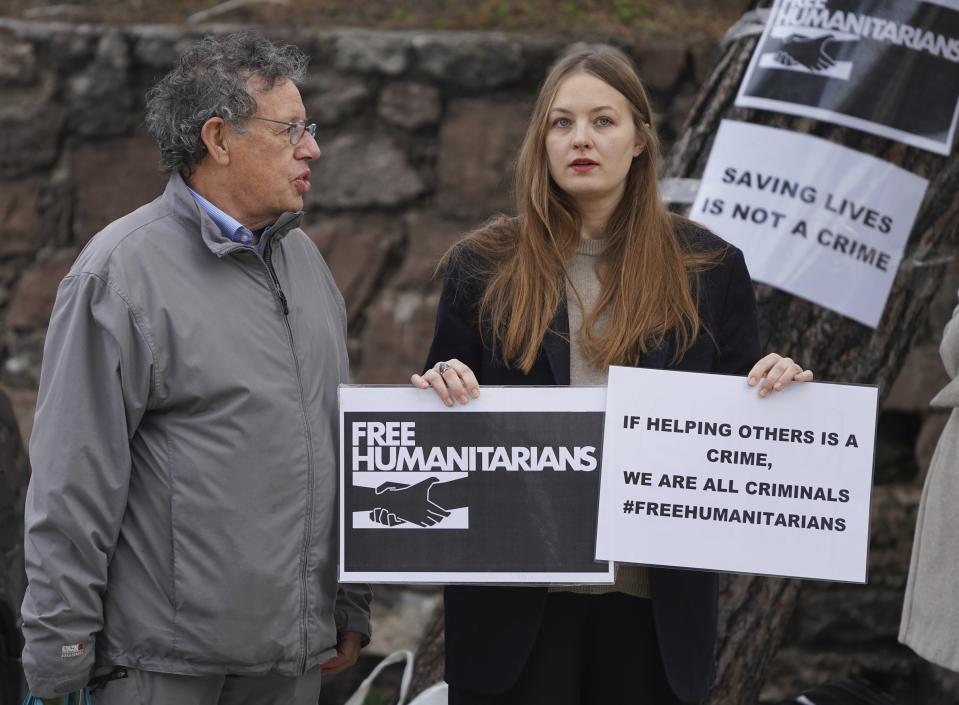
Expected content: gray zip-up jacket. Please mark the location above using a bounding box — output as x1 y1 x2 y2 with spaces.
21 174 372 697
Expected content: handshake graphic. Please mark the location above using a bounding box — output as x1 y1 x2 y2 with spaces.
774 33 839 71
369 476 456 527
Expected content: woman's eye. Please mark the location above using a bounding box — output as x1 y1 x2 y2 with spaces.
553 117 571 128
596 116 612 127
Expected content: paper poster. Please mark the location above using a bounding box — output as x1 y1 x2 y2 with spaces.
595 367 878 583
690 119 927 327
339 386 614 584
736 0 959 155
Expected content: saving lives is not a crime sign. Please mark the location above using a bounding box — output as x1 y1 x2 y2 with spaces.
690 120 928 328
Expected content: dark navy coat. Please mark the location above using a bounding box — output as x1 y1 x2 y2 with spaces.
424 223 761 703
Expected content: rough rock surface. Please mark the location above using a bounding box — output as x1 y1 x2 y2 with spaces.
436 98 531 218
312 133 426 209
378 81 442 130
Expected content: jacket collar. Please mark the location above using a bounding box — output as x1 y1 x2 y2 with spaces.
163 172 303 257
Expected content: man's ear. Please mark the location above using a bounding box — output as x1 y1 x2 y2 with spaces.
200 117 231 166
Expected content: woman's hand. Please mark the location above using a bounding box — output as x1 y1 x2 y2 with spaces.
411 358 481 407
747 353 814 397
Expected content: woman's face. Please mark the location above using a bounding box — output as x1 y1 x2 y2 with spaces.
545 72 645 208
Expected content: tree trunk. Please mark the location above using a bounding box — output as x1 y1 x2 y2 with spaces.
0 390 29 703
409 6 959 702
662 6 959 704
408 605 445 698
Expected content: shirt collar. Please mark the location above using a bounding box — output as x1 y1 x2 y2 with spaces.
187 187 256 247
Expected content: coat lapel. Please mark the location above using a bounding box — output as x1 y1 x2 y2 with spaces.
543 300 570 385
639 344 670 370
639 329 674 371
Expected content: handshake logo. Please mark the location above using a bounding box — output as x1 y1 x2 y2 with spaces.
354 475 469 529
775 33 840 71
370 476 452 528
759 30 859 81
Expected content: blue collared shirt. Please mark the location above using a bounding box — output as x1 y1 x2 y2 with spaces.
188 187 256 247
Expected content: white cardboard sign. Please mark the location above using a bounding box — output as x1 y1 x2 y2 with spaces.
595 367 878 583
690 120 927 328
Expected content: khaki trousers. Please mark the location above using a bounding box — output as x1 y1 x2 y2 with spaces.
89 665 323 705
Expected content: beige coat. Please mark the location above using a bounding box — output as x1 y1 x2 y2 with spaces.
900 297 959 671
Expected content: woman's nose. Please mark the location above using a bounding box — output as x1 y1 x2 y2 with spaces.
571 123 591 149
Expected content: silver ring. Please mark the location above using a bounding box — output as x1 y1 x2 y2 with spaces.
436 361 451 375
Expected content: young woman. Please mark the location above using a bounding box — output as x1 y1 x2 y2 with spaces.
411 45 812 704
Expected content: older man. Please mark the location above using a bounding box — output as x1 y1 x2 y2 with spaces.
20 33 371 704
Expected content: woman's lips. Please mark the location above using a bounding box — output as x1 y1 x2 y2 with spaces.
571 162 598 173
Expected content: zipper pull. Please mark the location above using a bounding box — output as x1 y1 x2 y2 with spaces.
278 289 290 316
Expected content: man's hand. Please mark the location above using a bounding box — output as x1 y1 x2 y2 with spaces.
369 476 451 527
320 630 363 676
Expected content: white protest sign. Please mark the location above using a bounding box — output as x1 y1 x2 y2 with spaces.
690 120 927 328
595 367 877 583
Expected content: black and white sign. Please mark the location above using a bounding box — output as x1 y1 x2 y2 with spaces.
595 367 878 583
338 386 614 584
736 0 959 155
690 120 928 328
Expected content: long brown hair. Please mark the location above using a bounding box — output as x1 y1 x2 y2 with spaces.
452 45 722 373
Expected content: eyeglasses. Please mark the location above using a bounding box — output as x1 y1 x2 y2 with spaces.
250 116 318 145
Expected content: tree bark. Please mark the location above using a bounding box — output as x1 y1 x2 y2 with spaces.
409 6 959 702
662 6 959 704
408 605 445 698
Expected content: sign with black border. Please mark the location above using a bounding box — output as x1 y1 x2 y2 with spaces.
736 0 959 155
338 386 614 584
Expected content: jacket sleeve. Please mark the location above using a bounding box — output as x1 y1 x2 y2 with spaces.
713 247 762 376
21 273 154 697
423 253 484 376
931 293 959 407
333 584 373 645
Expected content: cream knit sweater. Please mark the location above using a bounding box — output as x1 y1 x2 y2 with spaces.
549 236 651 599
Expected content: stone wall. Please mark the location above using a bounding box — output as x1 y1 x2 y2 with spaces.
1 18 957 703
0 19 714 443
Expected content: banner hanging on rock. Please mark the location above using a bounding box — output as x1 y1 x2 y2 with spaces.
595 367 878 583
736 0 959 155
690 119 928 327
338 386 614 584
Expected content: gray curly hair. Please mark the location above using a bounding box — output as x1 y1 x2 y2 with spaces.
145 32 308 177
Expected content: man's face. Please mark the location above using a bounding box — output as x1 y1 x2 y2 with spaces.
226 78 320 228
